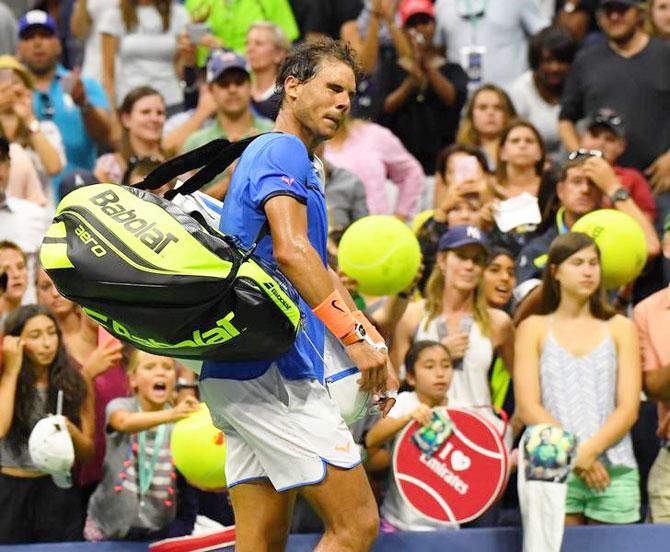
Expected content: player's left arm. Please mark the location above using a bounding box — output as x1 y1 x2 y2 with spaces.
264 195 388 393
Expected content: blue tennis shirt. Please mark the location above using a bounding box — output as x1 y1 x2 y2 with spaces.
201 133 328 382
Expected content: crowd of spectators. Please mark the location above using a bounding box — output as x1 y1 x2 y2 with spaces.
1 0 670 544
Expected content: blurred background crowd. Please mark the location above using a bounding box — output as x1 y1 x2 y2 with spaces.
1 0 670 544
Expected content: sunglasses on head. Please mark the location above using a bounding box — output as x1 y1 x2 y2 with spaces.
567 149 603 161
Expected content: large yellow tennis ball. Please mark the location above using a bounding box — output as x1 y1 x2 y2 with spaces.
572 209 647 289
338 215 421 296
171 405 227 489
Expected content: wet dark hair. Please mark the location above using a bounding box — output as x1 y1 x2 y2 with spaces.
3 305 88 455
275 37 360 107
539 233 615 320
528 25 578 71
405 340 450 376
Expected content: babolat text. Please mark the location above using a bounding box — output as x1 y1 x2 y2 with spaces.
89 189 180 254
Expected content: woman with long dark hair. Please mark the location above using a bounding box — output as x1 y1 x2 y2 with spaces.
514 232 641 525
0 305 94 543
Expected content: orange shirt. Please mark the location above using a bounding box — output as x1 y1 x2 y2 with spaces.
633 286 670 437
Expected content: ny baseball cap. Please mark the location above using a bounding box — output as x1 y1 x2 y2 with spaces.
438 225 489 252
206 50 249 84
587 107 626 137
28 414 75 489
18 10 57 39
399 0 435 27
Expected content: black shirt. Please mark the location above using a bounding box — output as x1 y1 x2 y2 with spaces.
380 59 469 174
560 37 670 170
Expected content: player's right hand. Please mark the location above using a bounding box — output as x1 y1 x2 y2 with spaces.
346 340 387 393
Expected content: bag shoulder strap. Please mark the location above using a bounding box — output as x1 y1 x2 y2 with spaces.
136 133 275 199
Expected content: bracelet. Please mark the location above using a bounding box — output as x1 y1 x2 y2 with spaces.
312 289 358 340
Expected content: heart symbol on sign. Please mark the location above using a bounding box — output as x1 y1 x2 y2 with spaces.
450 449 471 472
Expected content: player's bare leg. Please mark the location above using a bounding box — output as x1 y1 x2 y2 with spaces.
229 480 297 552
300 464 379 552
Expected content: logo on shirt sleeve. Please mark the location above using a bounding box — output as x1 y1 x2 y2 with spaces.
280 176 295 186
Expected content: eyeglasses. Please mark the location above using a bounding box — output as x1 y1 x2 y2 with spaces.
39 92 54 120
567 149 603 161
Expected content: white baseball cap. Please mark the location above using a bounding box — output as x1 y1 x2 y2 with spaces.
28 414 75 489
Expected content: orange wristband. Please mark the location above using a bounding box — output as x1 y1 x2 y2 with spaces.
353 310 385 345
312 289 357 339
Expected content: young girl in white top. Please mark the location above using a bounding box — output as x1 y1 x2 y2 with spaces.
367 340 453 532
514 232 641 525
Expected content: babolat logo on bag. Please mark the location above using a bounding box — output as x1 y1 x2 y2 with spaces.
89 190 180 254
40 135 302 362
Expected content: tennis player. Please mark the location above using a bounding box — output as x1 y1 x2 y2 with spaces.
198 38 396 551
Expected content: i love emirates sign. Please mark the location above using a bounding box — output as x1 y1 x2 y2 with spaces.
393 407 509 525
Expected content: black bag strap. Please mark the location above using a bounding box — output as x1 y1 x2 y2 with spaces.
136 134 270 199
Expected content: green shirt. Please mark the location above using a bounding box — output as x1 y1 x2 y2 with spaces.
185 0 299 64
182 115 274 193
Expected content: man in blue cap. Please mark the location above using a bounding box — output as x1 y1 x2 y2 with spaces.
182 50 273 198
17 10 111 201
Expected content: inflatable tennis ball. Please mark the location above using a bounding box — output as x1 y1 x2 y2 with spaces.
572 209 646 289
171 404 227 489
338 215 421 296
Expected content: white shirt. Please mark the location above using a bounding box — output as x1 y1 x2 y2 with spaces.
381 392 458 531
99 4 190 107
81 0 120 82
508 70 563 159
433 0 550 89
0 195 53 303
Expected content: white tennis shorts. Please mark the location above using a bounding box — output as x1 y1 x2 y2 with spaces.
199 364 361 491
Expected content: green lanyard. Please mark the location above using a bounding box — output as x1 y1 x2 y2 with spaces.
137 424 167 497
462 0 490 44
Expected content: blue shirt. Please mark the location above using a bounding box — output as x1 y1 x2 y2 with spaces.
33 65 110 200
201 133 328 382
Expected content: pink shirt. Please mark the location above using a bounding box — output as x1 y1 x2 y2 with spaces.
7 143 47 207
633 286 670 437
325 122 424 218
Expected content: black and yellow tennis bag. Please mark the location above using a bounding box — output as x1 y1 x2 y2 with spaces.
40 135 303 361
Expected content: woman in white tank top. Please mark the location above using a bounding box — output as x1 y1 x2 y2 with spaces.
514 232 641 525
392 225 514 408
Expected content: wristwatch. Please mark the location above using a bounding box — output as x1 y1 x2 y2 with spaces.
341 323 367 346
610 187 631 204
27 119 40 134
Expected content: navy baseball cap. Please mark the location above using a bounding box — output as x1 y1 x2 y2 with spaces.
206 50 249 84
587 107 626 137
438 225 489 252
18 10 57 39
